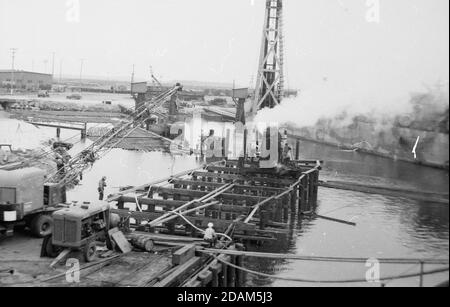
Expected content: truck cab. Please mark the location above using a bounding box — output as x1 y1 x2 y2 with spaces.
0 167 66 238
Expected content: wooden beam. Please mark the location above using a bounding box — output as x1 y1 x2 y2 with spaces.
111 209 257 232
191 171 293 186
120 198 250 214
119 196 185 208
107 166 204 202
169 179 285 193
151 187 268 203
154 256 202 287
244 196 276 223
148 183 235 227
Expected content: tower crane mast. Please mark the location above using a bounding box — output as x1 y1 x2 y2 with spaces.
250 0 285 117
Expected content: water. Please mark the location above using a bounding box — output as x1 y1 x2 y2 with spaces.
1 116 448 287
245 139 449 287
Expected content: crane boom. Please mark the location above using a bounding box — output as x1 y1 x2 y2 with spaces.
46 84 183 187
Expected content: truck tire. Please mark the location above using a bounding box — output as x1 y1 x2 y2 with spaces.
30 214 53 238
84 241 97 262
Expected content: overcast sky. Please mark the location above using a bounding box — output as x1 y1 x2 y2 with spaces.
0 0 448 93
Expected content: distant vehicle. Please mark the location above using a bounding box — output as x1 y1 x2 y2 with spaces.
67 93 82 100
38 90 50 98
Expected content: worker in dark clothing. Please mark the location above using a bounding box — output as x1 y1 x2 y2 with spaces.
283 144 293 164
98 176 107 200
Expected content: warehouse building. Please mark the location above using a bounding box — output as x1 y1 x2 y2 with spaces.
0 70 53 91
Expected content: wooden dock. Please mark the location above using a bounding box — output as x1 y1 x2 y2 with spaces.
112 159 321 243
2 159 321 288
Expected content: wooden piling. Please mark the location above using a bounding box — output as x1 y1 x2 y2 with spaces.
227 254 236 288
235 255 244 287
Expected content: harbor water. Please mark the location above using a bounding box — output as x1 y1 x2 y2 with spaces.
1 117 448 287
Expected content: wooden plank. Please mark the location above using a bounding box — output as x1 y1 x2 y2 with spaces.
170 179 285 193
172 244 196 266
119 197 185 208
120 197 250 213
107 166 204 202
81 252 156 286
109 228 132 253
117 255 173 287
111 209 257 232
154 256 202 287
192 171 294 186
152 187 268 202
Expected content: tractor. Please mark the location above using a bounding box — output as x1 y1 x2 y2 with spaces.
42 202 120 262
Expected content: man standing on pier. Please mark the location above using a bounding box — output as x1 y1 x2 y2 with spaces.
98 176 107 200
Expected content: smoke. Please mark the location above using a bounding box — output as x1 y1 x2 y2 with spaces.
254 80 449 132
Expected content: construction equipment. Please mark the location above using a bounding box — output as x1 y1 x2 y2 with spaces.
0 168 66 238
1 85 183 239
45 83 183 187
250 0 285 117
42 202 118 262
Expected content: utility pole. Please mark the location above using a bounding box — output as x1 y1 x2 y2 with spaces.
131 64 135 96
51 52 55 77
10 48 18 95
79 59 85 92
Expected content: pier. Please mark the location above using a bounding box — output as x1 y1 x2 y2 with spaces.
111 159 321 243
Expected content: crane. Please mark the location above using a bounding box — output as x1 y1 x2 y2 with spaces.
150 66 163 88
249 0 285 118
45 84 183 187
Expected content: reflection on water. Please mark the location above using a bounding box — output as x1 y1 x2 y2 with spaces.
7 121 449 287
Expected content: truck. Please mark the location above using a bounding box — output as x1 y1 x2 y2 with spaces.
0 167 66 238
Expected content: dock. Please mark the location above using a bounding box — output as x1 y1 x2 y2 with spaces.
112 159 321 243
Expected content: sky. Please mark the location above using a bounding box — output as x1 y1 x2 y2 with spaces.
0 0 448 94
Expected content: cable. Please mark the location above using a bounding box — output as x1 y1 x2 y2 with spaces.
160 210 233 242
212 255 449 284
199 249 449 265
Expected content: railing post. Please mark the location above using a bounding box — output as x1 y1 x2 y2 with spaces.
419 261 424 287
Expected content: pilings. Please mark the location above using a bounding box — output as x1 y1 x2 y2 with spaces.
114 159 321 245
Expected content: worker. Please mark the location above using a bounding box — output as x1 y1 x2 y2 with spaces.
55 151 65 176
98 176 107 200
284 146 293 164
282 143 289 162
204 223 217 248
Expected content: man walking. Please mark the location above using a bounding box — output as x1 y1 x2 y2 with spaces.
98 176 107 200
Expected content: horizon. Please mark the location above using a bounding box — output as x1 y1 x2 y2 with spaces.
1 0 448 98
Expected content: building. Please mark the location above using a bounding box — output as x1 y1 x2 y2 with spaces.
0 70 53 91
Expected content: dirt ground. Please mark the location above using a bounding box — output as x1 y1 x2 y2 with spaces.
0 232 58 286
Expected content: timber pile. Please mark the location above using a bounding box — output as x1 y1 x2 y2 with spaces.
112 159 321 243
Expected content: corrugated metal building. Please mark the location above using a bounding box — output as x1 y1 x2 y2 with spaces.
0 70 53 90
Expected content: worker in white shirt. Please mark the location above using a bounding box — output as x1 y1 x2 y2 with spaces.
204 223 217 247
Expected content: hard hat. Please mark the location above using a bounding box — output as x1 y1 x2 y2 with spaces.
208 223 214 228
